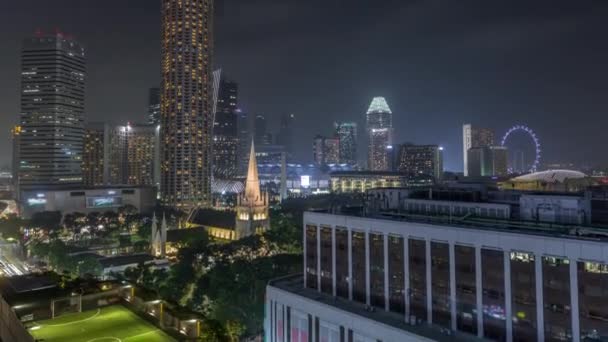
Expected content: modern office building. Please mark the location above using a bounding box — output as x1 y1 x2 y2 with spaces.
335 121 358 166
313 135 340 166
82 122 111 186
367 97 393 171
267 207 608 342
237 110 254 175
467 146 508 178
160 0 214 208
277 113 296 156
18 33 86 190
11 126 21 192
397 144 444 181
147 87 161 125
213 75 238 178
463 124 495 176
20 186 155 218
255 114 272 146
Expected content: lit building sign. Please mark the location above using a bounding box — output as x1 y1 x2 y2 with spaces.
86 196 123 208
27 198 47 206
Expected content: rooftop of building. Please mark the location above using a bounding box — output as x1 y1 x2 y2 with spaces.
189 208 236 229
306 207 608 242
269 274 489 342
98 253 154 268
509 169 587 183
330 171 407 177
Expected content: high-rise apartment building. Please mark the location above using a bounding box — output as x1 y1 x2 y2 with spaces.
397 144 443 181
82 122 111 186
147 87 161 125
18 33 86 190
467 145 508 177
160 0 214 208
112 124 159 187
334 121 357 166
11 126 22 193
462 124 495 176
313 135 340 166
366 97 392 171
213 75 238 178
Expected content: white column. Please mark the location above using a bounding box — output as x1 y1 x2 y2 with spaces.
570 260 580 342
404 237 411 322
348 229 353 301
450 243 457 331
535 255 544 341
426 239 433 323
384 234 390 311
365 231 371 306
475 247 484 337
332 227 337 297
504 251 513 342
317 225 321 291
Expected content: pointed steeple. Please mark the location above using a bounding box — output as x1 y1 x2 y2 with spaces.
245 139 261 202
161 213 167 243
150 212 158 244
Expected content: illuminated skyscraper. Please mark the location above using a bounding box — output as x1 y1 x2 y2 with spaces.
82 122 111 186
147 87 161 125
18 33 85 190
334 121 357 166
366 97 392 171
313 135 340 166
161 0 214 208
213 73 238 178
397 144 444 181
111 123 159 187
462 124 495 176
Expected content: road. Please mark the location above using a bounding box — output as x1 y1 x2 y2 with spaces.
0 240 30 277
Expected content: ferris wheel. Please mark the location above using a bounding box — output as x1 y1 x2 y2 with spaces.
500 125 541 173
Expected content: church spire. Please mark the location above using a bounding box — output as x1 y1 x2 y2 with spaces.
245 139 261 202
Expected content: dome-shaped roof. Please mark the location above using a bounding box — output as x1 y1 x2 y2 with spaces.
511 169 587 183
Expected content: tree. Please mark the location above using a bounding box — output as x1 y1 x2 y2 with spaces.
31 211 62 232
77 255 103 277
0 214 26 240
200 319 229 342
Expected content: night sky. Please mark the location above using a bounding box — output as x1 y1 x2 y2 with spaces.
1 0 607 171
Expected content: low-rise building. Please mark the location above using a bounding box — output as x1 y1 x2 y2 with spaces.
20 186 155 218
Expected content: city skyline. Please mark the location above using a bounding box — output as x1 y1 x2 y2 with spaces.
1 1 608 172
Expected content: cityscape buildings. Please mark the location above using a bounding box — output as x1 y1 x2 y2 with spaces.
18 33 86 191
334 121 358 166
397 144 444 181
236 109 254 175
467 145 508 178
147 87 161 125
212 75 239 178
82 122 111 186
312 135 340 166
462 124 495 176
276 113 296 156
366 97 393 171
254 114 272 146
160 0 214 208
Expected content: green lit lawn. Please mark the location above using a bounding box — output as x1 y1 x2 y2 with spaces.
28 305 176 342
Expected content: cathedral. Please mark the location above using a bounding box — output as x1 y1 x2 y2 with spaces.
235 140 270 238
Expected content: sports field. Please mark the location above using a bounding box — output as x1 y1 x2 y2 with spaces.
28 305 176 342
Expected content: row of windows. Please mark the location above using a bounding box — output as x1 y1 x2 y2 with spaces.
305 224 608 341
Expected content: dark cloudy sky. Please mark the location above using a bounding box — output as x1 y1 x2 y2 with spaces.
1 0 607 171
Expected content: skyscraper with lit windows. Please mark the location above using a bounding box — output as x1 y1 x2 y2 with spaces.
366 97 392 171
213 74 238 178
160 0 214 208
18 33 86 190
335 121 357 166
